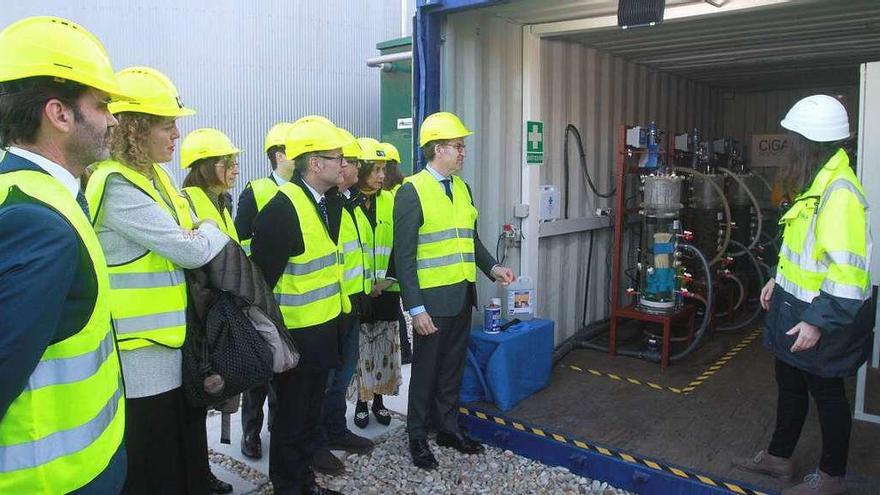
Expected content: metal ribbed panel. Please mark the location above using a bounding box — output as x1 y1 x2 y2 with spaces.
721 86 860 144
1 0 401 200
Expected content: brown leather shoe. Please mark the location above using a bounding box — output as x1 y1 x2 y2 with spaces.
240 433 262 459
732 450 795 480
782 470 847 495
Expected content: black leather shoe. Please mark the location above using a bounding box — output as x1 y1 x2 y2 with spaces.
353 401 369 429
326 431 374 454
241 433 262 459
408 438 438 470
436 431 485 454
303 481 342 495
311 448 344 475
371 399 392 426
208 470 233 494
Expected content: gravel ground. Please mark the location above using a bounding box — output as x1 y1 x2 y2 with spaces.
211 423 634 495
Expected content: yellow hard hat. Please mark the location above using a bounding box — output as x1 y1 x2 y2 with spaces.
357 137 388 162
293 115 334 127
264 122 294 152
0 16 129 99
338 128 362 159
180 128 241 169
380 142 401 163
108 66 195 117
419 111 472 147
284 118 353 160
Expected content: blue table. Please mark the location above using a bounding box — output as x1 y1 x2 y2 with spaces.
459 318 554 411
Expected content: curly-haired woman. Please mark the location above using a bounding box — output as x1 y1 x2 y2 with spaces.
85 67 229 494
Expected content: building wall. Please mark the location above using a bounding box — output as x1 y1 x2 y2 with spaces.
443 12 723 344
721 86 859 145
1 0 402 197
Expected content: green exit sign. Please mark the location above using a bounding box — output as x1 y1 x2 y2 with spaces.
526 120 543 165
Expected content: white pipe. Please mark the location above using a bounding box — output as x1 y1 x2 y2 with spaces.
366 51 413 69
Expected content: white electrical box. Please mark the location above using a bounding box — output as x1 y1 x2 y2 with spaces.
626 126 645 148
674 132 690 152
539 185 561 222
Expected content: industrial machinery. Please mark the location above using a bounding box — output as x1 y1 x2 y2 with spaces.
577 122 774 368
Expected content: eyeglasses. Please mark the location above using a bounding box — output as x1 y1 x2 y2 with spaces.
342 157 361 168
443 143 466 152
317 155 344 166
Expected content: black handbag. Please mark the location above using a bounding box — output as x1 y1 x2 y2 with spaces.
182 291 274 408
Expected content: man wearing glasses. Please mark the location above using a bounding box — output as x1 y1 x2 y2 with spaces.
250 117 352 495
394 111 516 470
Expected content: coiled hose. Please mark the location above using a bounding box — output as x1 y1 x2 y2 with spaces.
717 167 763 254
715 240 765 333
673 167 732 266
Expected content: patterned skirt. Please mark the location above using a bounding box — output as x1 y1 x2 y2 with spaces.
348 320 402 401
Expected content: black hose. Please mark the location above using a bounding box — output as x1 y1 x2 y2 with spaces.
714 240 765 333
669 243 714 362
563 124 615 219
581 230 595 328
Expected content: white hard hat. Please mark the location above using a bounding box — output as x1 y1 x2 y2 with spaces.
780 94 849 142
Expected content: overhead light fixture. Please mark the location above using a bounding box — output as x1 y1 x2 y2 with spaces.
618 0 666 30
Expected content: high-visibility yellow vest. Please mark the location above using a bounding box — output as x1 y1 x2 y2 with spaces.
776 148 871 303
86 161 190 351
182 186 240 244
361 190 398 293
0 170 125 494
274 183 351 328
240 177 280 255
339 205 368 296
408 170 478 289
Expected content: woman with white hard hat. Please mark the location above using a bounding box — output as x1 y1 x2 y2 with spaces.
732 95 872 495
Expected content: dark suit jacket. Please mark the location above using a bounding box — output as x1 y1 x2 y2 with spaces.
393 179 497 318
250 174 344 369
235 173 281 241
0 152 125 494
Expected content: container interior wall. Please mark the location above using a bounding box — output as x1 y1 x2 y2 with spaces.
442 12 724 345
442 13 524 323
539 38 723 345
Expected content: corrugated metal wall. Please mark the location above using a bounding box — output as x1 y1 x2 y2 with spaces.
539 40 722 344
1 0 401 198
721 86 860 144
444 12 723 344
443 14 525 321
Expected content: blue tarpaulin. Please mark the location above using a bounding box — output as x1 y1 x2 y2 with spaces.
460 318 554 411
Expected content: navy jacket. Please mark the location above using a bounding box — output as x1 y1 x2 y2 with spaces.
0 152 125 494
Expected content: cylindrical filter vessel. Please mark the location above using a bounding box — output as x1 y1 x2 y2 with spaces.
638 176 683 313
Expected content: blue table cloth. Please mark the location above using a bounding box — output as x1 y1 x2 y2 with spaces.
459 318 554 411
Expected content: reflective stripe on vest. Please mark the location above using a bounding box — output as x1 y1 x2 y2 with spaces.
86 161 189 350
183 186 240 243
241 177 279 256
0 170 125 494
408 171 478 289
339 207 366 296
775 148 871 303
274 182 351 329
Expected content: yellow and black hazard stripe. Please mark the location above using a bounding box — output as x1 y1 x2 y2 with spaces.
459 406 771 495
565 328 762 396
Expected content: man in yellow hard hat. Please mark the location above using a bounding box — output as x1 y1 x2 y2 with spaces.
395 111 515 470
0 16 127 493
235 122 294 257
312 130 376 475
250 117 352 495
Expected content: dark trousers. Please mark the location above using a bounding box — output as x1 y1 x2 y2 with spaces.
319 315 360 444
122 387 208 495
768 358 852 476
269 365 330 494
241 381 277 440
406 307 472 440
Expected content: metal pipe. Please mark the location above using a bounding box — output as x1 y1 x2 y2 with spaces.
366 51 413 70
